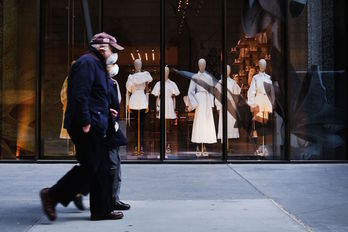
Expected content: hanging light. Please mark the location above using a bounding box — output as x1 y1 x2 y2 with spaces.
152 49 155 61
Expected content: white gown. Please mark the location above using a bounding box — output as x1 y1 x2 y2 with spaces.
126 71 153 110
247 72 273 121
187 72 217 144
151 79 180 119
215 77 241 141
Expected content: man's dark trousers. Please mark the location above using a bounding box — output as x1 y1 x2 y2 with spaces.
48 125 113 216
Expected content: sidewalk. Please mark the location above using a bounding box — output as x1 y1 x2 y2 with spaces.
0 163 347 232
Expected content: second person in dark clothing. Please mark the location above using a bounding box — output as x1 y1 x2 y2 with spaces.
105 53 131 211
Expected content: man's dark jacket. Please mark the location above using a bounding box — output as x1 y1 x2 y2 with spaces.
64 46 109 135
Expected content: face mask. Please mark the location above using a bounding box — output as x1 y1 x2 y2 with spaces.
106 53 118 65
109 64 119 78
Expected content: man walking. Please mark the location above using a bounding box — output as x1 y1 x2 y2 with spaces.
40 32 125 221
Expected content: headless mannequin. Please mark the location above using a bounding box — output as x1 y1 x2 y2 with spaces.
188 58 217 157
248 59 273 156
126 59 151 155
152 66 180 154
127 59 150 113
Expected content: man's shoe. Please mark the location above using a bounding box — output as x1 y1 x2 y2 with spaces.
40 188 57 221
114 201 131 210
73 195 85 211
91 211 124 221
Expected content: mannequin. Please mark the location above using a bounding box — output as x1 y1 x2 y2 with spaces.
151 66 180 153
247 59 273 155
126 59 152 154
187 58 217 157
215 65 241 150
59 60 76 155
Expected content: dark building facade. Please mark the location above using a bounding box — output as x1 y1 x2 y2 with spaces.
0 0 347 161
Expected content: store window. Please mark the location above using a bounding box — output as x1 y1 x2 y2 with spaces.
0 0 346 161
224 1 284 160
41 0 100 158
288 0 347 160
165 0 223 160
0 0 38 159
104 0 161 160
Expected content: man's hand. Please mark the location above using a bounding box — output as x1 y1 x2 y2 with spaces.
145 108 149 113
127 105 131 113
82 124 91 133
110 108 118 118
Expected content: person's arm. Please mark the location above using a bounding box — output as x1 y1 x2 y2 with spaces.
70 59 95 129
114 83 121 122
115 80 122 104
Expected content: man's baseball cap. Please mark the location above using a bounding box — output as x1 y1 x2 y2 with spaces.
90 32 124 51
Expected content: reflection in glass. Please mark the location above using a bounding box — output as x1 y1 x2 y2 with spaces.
0 0 38 159
288 0 346 160
224 0 282 160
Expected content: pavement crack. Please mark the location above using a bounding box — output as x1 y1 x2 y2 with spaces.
25 216 42 232
226 164 269 198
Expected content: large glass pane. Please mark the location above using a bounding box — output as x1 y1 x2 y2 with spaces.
104 0 161 160
288 0 347 160
226 1 284 160
0 0 38 160
165 0 222 160
41 0 100 158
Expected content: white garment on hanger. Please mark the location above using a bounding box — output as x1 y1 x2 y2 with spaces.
151 79 180 119
187 72 217 144
247 72 273 120
215 77 241 141
126 71 152 110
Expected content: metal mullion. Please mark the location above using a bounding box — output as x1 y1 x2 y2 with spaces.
283 1 290 161
221 0 227 161
36 0 44 159
160 0 165 161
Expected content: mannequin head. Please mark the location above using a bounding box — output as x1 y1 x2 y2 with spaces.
258 59 267 72
165 66 170 81
226 65 231 77
198 58 206 73
134 59 142 72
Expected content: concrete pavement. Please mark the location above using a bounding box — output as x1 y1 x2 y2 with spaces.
0 163 347 231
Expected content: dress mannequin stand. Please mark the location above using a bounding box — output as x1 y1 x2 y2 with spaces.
247 59 273 157
151 66 180 156
126 59 153 155
187 58 217 157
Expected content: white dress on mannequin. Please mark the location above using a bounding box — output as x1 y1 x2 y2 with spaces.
187 72 217 144
247 71 273 120
126 71 153 110
215 77 241 141
151 80 180 119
